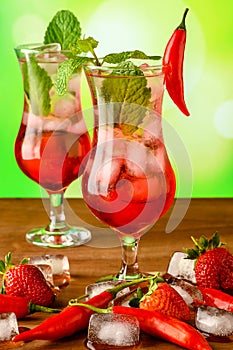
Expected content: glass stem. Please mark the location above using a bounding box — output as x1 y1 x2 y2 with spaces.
47 193 68 232
117 236 141 280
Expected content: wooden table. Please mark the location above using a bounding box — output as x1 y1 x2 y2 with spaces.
0 198 232 349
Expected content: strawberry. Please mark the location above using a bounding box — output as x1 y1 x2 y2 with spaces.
139 281 190 321
185 232 233 293
0 253 55 307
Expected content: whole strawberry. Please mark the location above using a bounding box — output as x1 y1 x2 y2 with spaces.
185 232 233 293
135 278 190 321
0 253 55 307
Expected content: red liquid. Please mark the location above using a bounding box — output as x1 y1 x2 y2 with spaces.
82 139 176 237
15 123 90 193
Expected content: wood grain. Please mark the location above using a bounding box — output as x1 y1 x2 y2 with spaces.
0 198 232 349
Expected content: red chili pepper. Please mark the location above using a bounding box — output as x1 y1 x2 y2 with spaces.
113 306 212 350
12 277 150 342
0 294 60 319
163 8 190 116
196 287 233 312
64 303 212 350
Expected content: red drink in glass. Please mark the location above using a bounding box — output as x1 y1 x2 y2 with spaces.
82 128 176 238
81 62 176 279
15 124 90 194
14 43 92 247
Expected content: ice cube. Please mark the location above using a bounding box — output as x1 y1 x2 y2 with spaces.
125 141 148 177
85 280 128 300
35 264 54 287
196 306 233 336
94 158 124 196
87 313 140 348
0 313 19 341
164 276 202 309
167 251 196 283
29 255 70 288
171 285 194 308
51 92 78 118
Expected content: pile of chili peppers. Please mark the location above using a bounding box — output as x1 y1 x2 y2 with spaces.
9 276 233 349
12 277 150 342
13 276 233 349
69 303 213 350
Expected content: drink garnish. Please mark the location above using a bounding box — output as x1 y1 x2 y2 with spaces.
20 10 83 117
22 55 52 116
44 9 82 50
100 60 152 134
55 34 161 96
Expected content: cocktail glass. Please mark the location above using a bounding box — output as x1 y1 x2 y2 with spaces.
14 43 92 248
82 61 176 280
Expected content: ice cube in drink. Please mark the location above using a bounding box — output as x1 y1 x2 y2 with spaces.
87 313 140 349
0 313 19 341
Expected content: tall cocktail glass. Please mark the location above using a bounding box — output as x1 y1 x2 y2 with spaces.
14 43 91 248
82 61 176 279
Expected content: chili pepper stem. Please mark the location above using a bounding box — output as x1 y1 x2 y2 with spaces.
111 274 161 297
68 302 110 314
69 274 162 306
177 8 189 30
88 273 162 301
29 303 61 314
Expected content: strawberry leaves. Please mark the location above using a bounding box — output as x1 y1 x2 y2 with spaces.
185 232 224 260
129 273 163 307
0 252 13 274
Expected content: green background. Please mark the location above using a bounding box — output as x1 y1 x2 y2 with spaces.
1 0 232 198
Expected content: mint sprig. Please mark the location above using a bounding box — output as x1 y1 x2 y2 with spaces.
42 10 161 128
44 10 82 50
55 36 161 96
71 36 100 64
23 56 52 116
100 61 152 133
55 56 90 95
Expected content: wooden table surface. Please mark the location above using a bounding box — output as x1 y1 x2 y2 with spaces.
0 198 232 349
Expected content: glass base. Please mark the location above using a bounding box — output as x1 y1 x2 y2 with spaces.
26 226 91 248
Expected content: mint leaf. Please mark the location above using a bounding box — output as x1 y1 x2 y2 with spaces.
74 36 99 54
101 61 151 132
23 56 52 116
44 10 82 50
71 37 100 66
55 56 91 95
102 50 161 64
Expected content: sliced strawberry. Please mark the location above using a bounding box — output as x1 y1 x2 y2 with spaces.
139 282 190 321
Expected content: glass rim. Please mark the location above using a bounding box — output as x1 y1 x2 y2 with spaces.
14 42 71 55
84 60 163 69
83 60 164 77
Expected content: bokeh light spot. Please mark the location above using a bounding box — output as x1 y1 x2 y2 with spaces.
214 100 233 139
12 14 46 45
